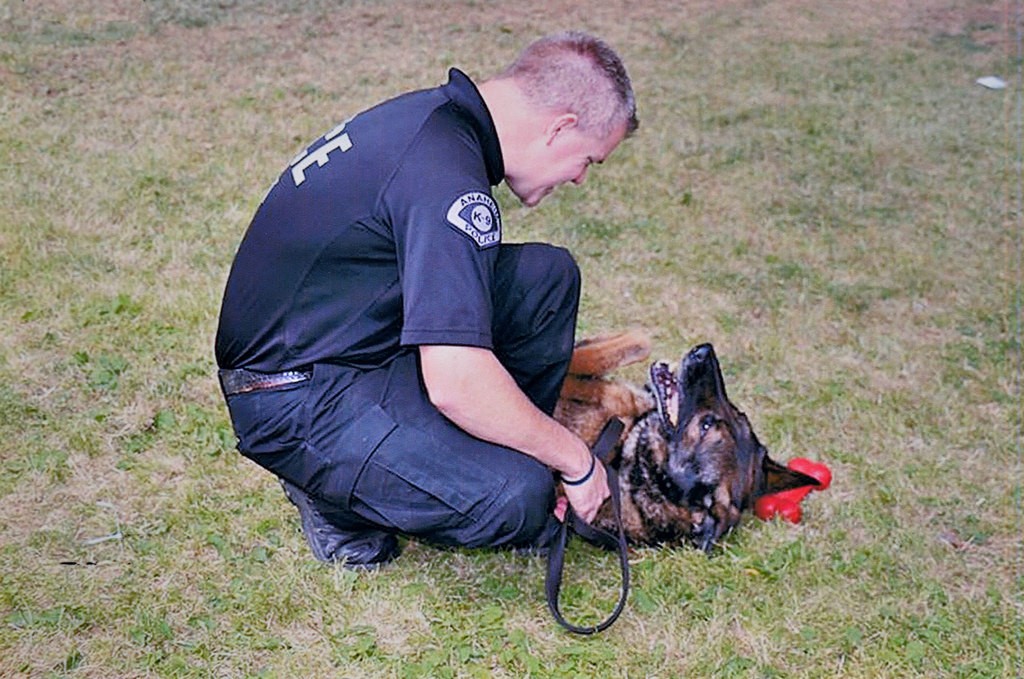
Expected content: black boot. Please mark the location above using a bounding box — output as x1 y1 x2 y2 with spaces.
279 479 400 569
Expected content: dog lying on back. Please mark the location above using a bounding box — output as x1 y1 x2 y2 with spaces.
554 330 818 553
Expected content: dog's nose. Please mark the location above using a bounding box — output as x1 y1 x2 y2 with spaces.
689 344 714 363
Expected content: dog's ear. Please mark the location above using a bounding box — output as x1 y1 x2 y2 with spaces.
649 361 679 430
758 453 821 496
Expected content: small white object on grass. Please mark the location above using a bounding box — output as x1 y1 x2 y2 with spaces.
976 76 1007 90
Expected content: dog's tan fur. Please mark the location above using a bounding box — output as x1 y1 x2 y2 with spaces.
554 329 662 541
553 329 654 452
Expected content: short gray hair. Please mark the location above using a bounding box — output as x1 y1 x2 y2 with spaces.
500 31 638 138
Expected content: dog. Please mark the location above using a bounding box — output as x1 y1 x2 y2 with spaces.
554 330 819 553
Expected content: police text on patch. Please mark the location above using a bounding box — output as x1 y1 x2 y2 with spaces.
445 191 502 249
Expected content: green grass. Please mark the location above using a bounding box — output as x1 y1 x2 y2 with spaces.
1 0 1021 676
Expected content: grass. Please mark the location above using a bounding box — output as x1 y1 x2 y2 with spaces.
1 0 1021 676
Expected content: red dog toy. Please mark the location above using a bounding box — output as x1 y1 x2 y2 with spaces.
754 458 832 523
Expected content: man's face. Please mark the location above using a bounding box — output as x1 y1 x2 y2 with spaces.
507 119 628 207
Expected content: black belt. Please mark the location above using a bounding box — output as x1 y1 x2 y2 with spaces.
218 367 312 397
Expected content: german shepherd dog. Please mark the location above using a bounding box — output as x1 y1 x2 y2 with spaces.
554 330 819 553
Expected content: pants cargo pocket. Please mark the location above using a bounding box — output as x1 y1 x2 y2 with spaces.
309 404 398 511
349 414 509 540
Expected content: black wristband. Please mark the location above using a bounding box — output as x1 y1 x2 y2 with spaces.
561 453 597 486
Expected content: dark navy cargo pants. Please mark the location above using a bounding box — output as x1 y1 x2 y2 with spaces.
224 243 580 551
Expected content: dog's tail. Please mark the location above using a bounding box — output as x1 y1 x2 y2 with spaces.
568 329 652 377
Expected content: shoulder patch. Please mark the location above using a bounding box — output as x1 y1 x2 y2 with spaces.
445 191 501 249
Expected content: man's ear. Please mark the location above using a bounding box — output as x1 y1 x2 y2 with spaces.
758 454 821 496
546 113 579 144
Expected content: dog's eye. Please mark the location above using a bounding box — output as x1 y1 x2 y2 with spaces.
700 414 717 434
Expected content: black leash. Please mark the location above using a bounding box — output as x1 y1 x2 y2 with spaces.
545 418 630 634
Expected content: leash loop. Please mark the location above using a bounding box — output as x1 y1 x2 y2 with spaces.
545 418 630 634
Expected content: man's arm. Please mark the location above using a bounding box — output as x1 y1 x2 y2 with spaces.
419 344 609 523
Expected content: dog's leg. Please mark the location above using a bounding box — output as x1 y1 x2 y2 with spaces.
556 329 655 448
568 329 652 377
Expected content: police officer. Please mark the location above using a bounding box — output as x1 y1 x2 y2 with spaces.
215 31 638 568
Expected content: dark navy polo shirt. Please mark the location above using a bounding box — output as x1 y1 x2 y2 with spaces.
215 69 505 371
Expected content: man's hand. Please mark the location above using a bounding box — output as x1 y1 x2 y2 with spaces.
560 459 610 524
